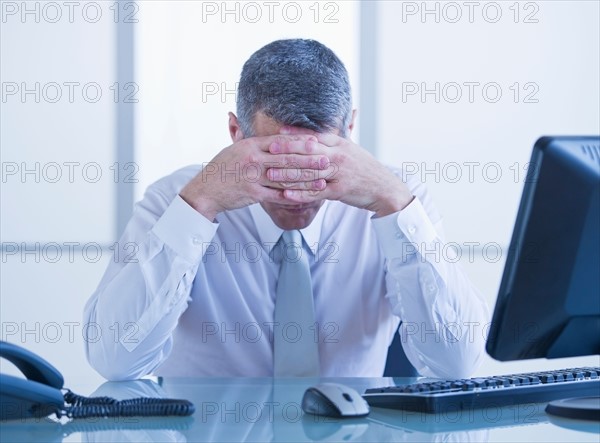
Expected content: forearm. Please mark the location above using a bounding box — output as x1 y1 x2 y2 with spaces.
83 241 197 380
389 255 489 379
373 198 490 379
84 195 217 380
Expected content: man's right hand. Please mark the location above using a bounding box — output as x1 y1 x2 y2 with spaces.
179 134 330 221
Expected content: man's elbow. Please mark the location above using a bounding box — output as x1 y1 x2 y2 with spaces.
443 342 485 379
91 363 141 382
85 341 149 381
423 338 486 380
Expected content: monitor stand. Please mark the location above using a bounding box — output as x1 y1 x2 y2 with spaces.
546 396 600 421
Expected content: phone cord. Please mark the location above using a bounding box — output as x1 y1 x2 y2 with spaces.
56 389 195 419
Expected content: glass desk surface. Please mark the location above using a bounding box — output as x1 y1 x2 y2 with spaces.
1 377 598 442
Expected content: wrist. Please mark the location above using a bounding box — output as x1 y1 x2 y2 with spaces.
372 178 414 217
373 194 414 217
179 188 221 221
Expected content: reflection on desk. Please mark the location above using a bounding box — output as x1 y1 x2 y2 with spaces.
2 377 598 442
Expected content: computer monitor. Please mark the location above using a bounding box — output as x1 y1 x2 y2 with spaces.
486 135 600 419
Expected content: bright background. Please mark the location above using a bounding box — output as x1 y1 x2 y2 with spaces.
1 0 599 396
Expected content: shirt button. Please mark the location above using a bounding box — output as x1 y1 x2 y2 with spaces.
192 236 202 245
395 232 402 239
428 284 436 294
408 226 416 235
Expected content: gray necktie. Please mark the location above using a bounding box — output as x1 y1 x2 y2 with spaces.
273 230 320 376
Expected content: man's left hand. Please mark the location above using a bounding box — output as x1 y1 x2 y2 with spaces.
266 127 414 217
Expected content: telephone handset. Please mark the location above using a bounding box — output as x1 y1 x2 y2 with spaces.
0 341 194 421
0 341 65 420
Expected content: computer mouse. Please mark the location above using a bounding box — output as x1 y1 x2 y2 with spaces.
301 383 370 418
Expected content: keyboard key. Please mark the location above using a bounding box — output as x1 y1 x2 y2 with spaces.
462 382 475 391
495 378 511 387
427 384 441 393
540 374 555 383
473 379 487 388
553 373 565 382
563 373 575 381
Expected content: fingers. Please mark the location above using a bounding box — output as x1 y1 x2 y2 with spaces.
269 136 323 156
280 188 329 203
269 138 323 156
279 126 340 147
245 134 332 168
266 165 337 182
254 134 320 154
248 135 330 169
236 134 337 197
256 184 328 206
262 153 330 170
256 185 287 204
266 179 327 192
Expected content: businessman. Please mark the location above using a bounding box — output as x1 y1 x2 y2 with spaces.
84 39 489 380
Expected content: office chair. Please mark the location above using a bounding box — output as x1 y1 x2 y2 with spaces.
383 323 419 377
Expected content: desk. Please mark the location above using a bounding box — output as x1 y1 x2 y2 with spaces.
2 377 598 442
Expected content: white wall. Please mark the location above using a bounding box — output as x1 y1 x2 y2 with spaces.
1 2 117 389
376 0 600 375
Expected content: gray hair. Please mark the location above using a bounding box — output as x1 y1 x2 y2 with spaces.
236 39 352 137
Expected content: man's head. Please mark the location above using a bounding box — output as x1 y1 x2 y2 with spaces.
236 38 353 138
229 39 354 230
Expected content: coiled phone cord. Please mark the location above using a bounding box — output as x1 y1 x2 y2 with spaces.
55 389 195 419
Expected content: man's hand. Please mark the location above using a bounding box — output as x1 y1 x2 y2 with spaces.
266 127 414 217
180 134 330 221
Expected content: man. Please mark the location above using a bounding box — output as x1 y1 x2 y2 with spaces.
84 39 489 380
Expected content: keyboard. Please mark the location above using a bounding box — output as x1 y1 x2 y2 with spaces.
363 367 600 413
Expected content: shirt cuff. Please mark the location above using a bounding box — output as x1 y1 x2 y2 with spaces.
151 195 219 263
371 197 438 260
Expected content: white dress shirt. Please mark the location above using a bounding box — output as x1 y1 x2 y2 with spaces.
83 165 489 380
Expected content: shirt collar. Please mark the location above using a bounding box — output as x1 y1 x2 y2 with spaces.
249 201 329 255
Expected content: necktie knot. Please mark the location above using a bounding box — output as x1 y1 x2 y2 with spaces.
282 230 301 246
280 230 304 265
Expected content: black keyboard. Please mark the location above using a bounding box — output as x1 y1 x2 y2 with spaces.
363 366 600 413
